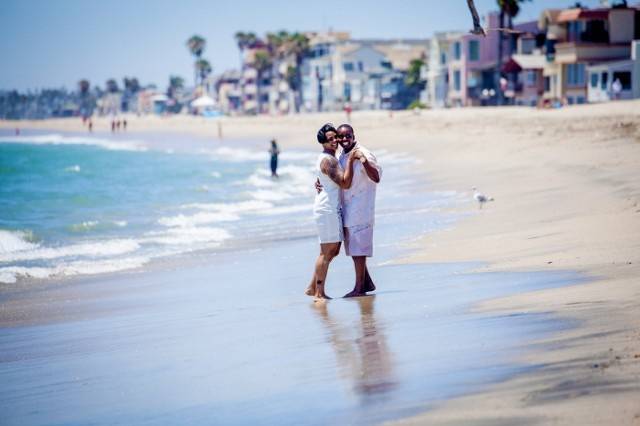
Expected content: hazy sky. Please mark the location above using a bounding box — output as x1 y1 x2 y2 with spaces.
1 0 604 91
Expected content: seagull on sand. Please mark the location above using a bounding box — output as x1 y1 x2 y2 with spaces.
473 187 494 209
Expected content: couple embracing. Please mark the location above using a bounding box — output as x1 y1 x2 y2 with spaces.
307 123 381 300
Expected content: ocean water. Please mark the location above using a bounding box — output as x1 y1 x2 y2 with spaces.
0 131 462 285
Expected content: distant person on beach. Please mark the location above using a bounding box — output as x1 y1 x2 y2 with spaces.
612 78 622 100
311 124 381 298
123 119 127 131
344 102 352 123
111 120 116 133
308 123 360 300
269 139 280 178
88 120 93 132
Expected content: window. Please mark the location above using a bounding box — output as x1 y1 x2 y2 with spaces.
358 61 364 72
612 71 632 90
380 60 392 70
343 82 351 101
590 72 598 88
468 40 480 61
601 72 608 90
576 96 585 104
567 21 584 42
343 62 354 72
440 52 446 65
544 76 551 92
454 42 461 60
527 71 537 85
567 63 585 86
453 70 461 91
567 96 575 105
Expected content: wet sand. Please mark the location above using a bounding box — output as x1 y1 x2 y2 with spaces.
0 238 584 425
2 100 640 424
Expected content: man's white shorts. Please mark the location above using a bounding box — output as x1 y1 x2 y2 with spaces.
315 212 344 244
344 224 373 257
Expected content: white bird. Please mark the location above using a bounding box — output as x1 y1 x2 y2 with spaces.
472 187 494 209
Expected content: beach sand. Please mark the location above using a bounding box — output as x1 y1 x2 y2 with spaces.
2 100 640 424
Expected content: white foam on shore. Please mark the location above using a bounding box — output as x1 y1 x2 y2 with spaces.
0 230 39 254
158 211 240 228
64 164 81 172
142 226 231 246
0 238 140 263
0 134 148 152
208 147 266 162
69 221 100 232
0 256 150 284
181 200 273 213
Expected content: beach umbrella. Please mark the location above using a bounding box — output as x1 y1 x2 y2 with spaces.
151 94 169 102
191 96 216 108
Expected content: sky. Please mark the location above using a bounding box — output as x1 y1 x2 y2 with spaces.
0 0 605 92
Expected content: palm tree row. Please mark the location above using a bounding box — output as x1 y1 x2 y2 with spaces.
234 30 310 113
186 35 213 91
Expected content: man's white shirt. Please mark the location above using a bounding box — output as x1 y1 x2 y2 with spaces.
338 143 381 227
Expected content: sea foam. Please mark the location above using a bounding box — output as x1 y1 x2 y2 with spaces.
0 230 39 254
0 134 147 152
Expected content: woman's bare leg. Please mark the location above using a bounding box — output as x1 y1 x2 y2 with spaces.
312 242 340 300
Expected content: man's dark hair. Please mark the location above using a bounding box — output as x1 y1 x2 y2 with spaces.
317 123 337 144
337 123 354 134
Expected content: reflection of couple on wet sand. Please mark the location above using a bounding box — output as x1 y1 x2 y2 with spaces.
306 123 381 300
312 296 396 397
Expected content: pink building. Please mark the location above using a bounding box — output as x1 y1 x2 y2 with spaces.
448 12 538 106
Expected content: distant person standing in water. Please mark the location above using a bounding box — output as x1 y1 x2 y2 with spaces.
269 139 280 178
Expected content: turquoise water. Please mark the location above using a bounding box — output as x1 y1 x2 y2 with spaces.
0 132 462 284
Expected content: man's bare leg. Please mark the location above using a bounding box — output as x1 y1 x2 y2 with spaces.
363 266 376 292
344 256 367 298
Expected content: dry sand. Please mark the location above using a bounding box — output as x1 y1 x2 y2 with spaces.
3 100 640 424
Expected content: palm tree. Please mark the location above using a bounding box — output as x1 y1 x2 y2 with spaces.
78 79 90 95
186 35 206 87
168 75 185 99
278 32 310 112
234 31 258 68
195 59 212 93
106 79 119 93
495 0 530 105
251 50 272 114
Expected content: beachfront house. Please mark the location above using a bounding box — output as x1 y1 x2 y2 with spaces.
501 34 546 106
301 33 429 112
540 5 638 105
423 31 463 108
448 12 538 107
215 70 242 115
587 40 640 102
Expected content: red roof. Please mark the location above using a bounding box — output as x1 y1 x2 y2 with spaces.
557 8 609 23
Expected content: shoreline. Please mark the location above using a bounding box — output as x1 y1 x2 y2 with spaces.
2 101 640 424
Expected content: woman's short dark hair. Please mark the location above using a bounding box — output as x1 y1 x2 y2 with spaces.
317 123 336 144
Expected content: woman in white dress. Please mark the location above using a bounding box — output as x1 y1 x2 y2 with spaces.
307 123 360 300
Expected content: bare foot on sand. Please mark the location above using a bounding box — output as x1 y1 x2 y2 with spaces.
364 278 376 293
314 294 332 302
305 283 316 296
313 283 331 301
343 289 366 298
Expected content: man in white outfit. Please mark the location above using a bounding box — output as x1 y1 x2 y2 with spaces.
336 124 381 297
